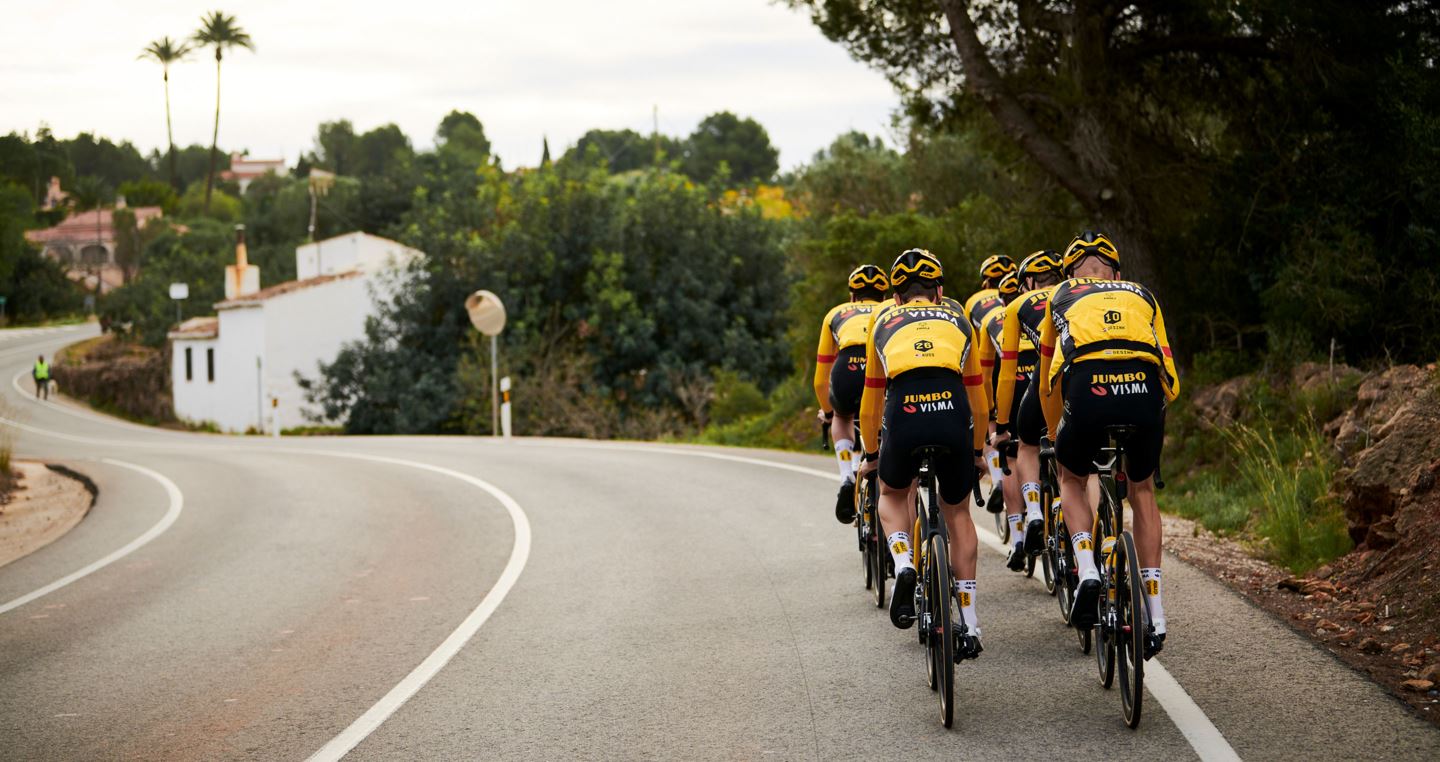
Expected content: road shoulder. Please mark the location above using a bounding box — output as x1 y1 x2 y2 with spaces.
0 460 96 568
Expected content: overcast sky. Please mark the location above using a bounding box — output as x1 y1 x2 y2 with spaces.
1 1 899 171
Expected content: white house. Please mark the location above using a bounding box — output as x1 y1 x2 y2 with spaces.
169 231 421 433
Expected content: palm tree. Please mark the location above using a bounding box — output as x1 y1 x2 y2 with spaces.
192 11 253 212
138 37 192 191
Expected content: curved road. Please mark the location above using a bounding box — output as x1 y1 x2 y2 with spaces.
2 325 1437 760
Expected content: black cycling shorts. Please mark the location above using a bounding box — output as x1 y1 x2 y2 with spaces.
1054 359 1166 480
878 368 977 506
828 346 867 416
1017 379 1045 446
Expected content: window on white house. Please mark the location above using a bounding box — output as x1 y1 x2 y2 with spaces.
207 348 215 382
185 347 193 381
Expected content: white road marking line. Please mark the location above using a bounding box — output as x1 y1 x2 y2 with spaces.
302 452 531 762
0 459 184 616
526 440 1241 762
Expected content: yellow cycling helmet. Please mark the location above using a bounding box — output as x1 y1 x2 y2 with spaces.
997 271 1021 298
978 254 1017 283
847 264 889 292
1061 231 1120 274
1017 249 1062 279
890 248 944 288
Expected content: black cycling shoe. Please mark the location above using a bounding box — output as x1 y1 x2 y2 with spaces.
1024 518 1044 555
1006 543 1026 572
1145 628 1166 660
835 480 856 524
890 568 917 629
1069 577 1102 628
955 632 983 662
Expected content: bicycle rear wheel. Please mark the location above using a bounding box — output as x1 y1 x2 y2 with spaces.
858 477 874 591
869 481 887 608
1040 483 1057 594
1055 517 1075 625
928 534 955 728
1118 531 1145 728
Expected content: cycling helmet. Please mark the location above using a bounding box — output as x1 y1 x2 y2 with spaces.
1061 231 1120 274
847 264 889 293
978 254 1016 283
997 271 1021 298
890 248 944 288
1017 249 1062 280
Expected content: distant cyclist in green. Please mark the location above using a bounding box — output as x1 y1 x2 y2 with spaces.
33 354 51 400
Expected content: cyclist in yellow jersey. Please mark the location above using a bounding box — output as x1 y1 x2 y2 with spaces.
856 250 988 658
815 264 890 523
975 270 1029 568
965 255 1016 516
1036 231 1180 656
991 250 1066 570
962 255 1014 332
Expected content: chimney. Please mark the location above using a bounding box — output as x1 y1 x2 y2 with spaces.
224 223 261 299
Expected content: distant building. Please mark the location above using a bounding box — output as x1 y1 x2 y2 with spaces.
168 231 421 433
24 198 165 294
220 152 286 193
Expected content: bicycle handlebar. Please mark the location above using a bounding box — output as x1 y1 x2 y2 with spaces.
998 447 1011 476
819 420 831 451
972 472 985 509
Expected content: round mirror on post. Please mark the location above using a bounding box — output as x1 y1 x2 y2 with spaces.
465 290 507 436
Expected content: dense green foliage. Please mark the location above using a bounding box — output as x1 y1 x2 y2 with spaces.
786 0 1440 365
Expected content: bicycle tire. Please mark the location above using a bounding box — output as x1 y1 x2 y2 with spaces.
930 533 955 729
1096 578 1117 689
1056 518 1075 625
858 477 874 591
870 484 887 608
1118 531 1145 728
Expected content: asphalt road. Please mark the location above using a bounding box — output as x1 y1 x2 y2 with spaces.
2 324 1438 760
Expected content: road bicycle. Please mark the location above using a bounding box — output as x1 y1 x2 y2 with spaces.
908 447 983 729
857 470 889 608
1089 425 1150 728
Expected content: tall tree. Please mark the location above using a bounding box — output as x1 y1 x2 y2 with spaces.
682 112 779 185
192 11 253 212
138 36 192 191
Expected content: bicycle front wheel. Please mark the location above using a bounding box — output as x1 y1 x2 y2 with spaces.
1118 531 1145 728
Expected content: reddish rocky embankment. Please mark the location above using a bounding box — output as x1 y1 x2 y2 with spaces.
1187 363 1440 721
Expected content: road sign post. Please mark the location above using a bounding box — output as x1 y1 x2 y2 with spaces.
464 290 507 437
500 376 512 439
169 282 189 325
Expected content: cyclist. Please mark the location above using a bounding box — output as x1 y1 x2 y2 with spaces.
964 255 1016 516
1036 231 1180 656
991 250 1066 569
974 270 1028 566
815 265 890 523
856 249 989 659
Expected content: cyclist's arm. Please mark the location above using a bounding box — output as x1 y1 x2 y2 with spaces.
859 315 885 455
994 302 1022 426
814 310 838 413
962 343 989 453
1153 304 1181 401
1038 303 1063 434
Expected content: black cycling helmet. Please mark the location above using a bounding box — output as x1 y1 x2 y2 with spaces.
1061 231 1120 275
847 264 889 293
890 248 944 289
978 254 1017 284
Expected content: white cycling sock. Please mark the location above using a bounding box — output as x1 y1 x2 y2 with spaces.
954 579 980 637
1141 568 1166 634
1072 531 1099 580
1007 513 1024 549
887 532 914 571
985 449 1004 486
1022 482 1042 524
834 438 854 484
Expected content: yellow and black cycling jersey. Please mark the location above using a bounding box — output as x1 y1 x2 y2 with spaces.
858 298 989 456
962 288 1003 331
1037 277 1181 431
994 286 1053 426
814 299 884 412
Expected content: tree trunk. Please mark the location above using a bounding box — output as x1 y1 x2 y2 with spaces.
164 68 178 191
937 0 1163 290
204 50 222 212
